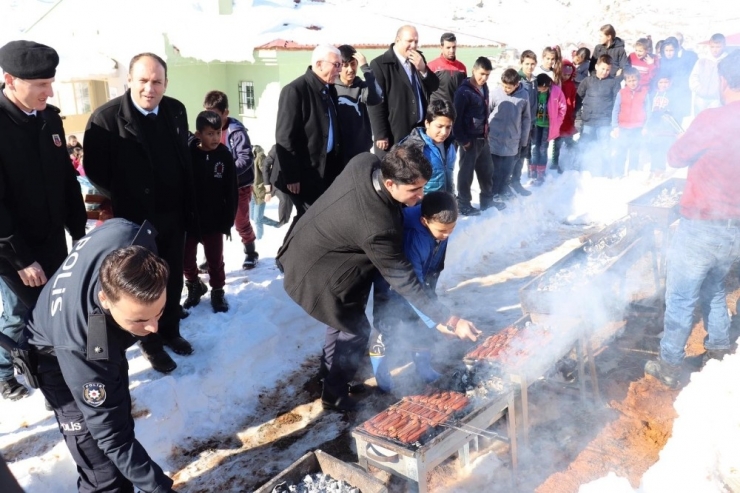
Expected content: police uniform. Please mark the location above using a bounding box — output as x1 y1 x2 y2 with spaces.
25 219 175 493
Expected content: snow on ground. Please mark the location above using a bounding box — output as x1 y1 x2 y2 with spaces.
1 163 718 492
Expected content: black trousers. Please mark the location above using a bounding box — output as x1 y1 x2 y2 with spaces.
321 325 371 397
273 189 293 224
39 368 133 493
456 138 494 206
140 213 185 354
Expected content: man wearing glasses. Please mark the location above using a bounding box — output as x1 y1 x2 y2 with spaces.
274 44 343 228
334 45 383 166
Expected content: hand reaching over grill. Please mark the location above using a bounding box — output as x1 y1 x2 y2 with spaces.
437 318 481 342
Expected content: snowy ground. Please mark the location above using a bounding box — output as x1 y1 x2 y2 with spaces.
3 160 737 492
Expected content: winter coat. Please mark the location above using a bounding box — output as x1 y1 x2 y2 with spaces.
276 153 450 335
188 143 237 236
427 56 467 105
83 90 196 228
544 84 567 141
368 45 440 146
0 87 87 277
402 205 447 293
591 37 629 77
334 65 383 166
645 88 683 137
560 61 578 137
263 145 277 187
452 78 490 146
689 52 728 101
223 117 254 188
611 86 649 129
274 67 342 199
487 83 531 157
252 145 267 204
519 70 538 124
628 53 659 89
576 75 621 126
400 128 455 194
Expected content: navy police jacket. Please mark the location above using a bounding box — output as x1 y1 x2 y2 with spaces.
25 219 174 493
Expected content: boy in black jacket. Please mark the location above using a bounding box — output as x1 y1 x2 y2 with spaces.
183 111 237 312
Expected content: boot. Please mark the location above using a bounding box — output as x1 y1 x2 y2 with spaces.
183 279 208 308
243 242 259 270
198 261 208 274
141 348 177 373
527 164 534 179
458 203 481 216
412 350 441 384
211 288 229 313
321 385 359 412
370 355 393 393
703 348 732 365
644 357 681 389
0 377 29 401
510 181 532 196
533 165 546 186
163 335 194 355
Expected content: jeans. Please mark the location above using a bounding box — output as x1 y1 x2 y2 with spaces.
660 219 740 366
456 138 494 206
612 127 643 175
250 196 266 240
0 277 37 381
531 126 549 166
580 125 612 177
491 154 518 195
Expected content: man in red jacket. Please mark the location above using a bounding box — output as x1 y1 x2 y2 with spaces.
427 32 467 106
645 50 740 389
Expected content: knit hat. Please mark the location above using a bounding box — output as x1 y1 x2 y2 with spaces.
0 40 59 79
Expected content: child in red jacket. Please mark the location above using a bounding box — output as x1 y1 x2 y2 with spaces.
611 67 650 175
551 60 578 172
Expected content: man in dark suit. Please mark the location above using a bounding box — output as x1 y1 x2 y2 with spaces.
368 25 440 157
0 40 87 400
273 44 342 227
277 145 480 412
84 53 196 373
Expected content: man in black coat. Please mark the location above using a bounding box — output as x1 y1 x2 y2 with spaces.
26 219 177 493
84 53 196 373
0 40 87 401
277 145 480 412
368 25 440 157
274 44 343 227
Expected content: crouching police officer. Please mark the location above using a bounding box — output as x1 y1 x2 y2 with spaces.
24 218 178 493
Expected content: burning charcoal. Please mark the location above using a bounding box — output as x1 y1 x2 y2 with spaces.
649 187 682 207
273 473 360 493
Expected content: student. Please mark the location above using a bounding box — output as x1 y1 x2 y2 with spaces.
182 111 237 313
250 144 279 241
509 50 537 195
611 67 650 175
689 33 727 113
453 56 499 214
657 37 693 120
530 74 566 184
534 46 562 85
628 38 659 89
573 47 591 87
643 72 681 177
489 68 531 198
552 60 578 172
400 100 457 194
577 55 621 176
591 24 629 77
370 191 459 393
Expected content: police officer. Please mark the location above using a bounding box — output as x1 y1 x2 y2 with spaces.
25 219 177 493
0 40 87 400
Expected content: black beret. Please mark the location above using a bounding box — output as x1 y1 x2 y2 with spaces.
0 40 59 79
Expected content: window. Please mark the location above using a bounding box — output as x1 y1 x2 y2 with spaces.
53 81 93 115
238 81 255 113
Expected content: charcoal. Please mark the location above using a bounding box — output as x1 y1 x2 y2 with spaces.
271 473 360 493
649 187 681 207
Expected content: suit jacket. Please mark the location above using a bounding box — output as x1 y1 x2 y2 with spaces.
274 67 342 201
83 91 195 228
368 45 440 147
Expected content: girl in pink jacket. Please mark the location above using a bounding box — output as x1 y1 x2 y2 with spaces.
530 73 566 184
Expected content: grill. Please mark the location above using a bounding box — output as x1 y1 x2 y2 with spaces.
352 389 516 493
626 177 685 229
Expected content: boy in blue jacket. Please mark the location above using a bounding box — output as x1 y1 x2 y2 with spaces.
370 191 458 393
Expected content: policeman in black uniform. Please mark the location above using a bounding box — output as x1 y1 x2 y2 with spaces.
25 219 177 493
0 40 87 400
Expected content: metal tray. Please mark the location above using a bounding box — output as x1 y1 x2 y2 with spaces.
627 177 686 228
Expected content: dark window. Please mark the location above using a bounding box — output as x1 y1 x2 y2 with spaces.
238 81 255 112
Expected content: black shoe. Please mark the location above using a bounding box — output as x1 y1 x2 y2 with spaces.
500 189 516 201
482 200 507 212
644 358 681 389
321 388 359 412
163 336 193 356
458 203 481 216
183 279 208 309
198 261 208 274
0 377 29 401
142 349 177 373
179 306 190 320
243 242 259 270
211 288 229 313
348 382 367 394
703 348 732 365
549 163 559 170
510 181 532 196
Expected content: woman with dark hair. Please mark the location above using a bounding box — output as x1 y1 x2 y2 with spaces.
591 23 629 77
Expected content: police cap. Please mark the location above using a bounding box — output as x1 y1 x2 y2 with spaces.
0 40 59 80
